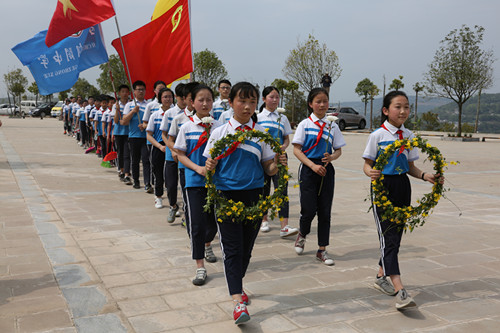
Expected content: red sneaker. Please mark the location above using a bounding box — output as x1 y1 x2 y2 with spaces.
233 302 250 325
241 291 249 305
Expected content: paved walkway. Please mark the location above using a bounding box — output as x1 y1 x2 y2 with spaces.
1 116 500 333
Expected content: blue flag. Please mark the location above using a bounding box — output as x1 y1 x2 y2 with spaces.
12 25 108 96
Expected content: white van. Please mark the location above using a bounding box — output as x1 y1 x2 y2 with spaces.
20 100 37 115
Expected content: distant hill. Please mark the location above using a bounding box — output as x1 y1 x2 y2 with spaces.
337 93 500 133
426 93 500 133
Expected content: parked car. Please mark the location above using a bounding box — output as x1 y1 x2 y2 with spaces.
51 101 64 117
327 107 366 131
29 102 56 117
0 104 20 115
20 100 37 115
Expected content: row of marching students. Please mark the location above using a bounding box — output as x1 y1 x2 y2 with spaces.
151 80 346 325
63 79 346 324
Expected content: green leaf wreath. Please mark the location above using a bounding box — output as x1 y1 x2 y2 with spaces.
204 128 290 224
371 136 455 232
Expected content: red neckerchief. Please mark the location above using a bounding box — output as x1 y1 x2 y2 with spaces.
381 123 405 156
187 116 212 157
303 116 327 154
215 120 255 160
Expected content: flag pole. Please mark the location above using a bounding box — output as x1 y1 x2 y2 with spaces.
112 13 143 128
112 15 137 107
107 61 118 100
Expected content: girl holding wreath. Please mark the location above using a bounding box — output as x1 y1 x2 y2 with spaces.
204 82 287 325
362 90 443 310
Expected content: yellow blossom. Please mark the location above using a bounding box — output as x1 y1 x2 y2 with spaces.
426 143 432 148
217 218 223 222
412 141 418 147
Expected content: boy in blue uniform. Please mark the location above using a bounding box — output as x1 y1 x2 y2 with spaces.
122 81 151 191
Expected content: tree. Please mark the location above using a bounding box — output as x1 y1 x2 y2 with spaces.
355 78 373 116
271 78 288 107
28 82 39 105
59 89 70 101
413 82 425 123
193 49 228 92
283 34 342 92
72 78 99 98
4 69 28 111
389 75 404 91
286 80 299 123
368 84 380 130
97 55 128 94
424 25 495 136
283 90 307 124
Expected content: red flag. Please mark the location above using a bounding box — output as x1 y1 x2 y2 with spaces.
111 0 193 100
46 0 115 47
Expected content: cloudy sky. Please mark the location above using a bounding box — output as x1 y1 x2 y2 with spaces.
2 0 499 103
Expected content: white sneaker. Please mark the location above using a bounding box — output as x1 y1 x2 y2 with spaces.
280 225 299 238
260 221 270 232
154 197 163 209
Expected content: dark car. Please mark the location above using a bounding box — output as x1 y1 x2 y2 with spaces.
29 102 56 117
327 107 366 131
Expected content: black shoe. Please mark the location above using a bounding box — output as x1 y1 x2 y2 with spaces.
124 176 133 185
119 173 125 181
145 184 154 193
133 182 141 189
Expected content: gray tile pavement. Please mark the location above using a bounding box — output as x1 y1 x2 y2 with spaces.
1 117 500 332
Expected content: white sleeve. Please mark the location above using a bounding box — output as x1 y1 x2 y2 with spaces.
291 120 306 146
362 133 379 161
332 125 346 150
146 113 156 132
261 142 276 162
159 113 168 132
168 117 179 137
123 102 132 115
143 103 153 122
282 116 293 136
173 126 188 152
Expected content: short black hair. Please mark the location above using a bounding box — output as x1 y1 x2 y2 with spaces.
184 81 200 98
154 80 166 90
118 84 130 92
133 80 146 90
218 79 231 87
175 83 186 98
229 82 259 101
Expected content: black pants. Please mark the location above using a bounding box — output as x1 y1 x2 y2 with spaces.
147 144 154 186
99 135 106 158
180 168 189 227
128 137 151 186
164 160 178 207
79 121 87 146
64 116 70 132
298 160 335 247
185 187 217 260
150 144 165 197
217 188 262 295
372 174 411 276
263 172 289 219
115 135 131 174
